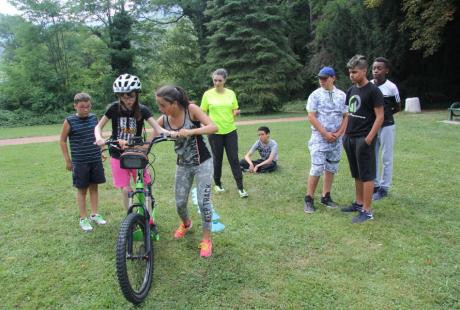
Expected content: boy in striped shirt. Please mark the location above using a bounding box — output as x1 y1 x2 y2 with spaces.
60 93 107 232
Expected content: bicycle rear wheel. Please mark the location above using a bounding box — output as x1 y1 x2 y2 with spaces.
116 212 153 304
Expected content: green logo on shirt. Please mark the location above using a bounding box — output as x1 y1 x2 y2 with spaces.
348 95 361 113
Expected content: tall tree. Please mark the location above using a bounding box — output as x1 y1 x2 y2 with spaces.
147 0 210 64
8 0 73 91
71 0 136 75
109 9 134 75
399 0 457 57
205 0 302 112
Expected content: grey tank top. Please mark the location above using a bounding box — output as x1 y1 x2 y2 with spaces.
162 108 211 166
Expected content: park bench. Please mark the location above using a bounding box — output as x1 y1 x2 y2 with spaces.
448 102 460 120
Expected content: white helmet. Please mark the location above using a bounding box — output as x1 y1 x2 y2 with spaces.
113 74 141 93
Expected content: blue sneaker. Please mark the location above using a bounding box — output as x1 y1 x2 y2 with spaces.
352 210 374 224
373 188 388 201
341 202 363 212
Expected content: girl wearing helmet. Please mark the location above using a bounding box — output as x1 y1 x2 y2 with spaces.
95 74 168 213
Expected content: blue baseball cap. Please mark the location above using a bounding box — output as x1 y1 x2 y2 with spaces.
317 66 336 78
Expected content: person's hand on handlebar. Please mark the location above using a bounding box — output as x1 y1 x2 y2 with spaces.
176 128 192 138
117 139 129 150
167 130 179 139
95 138 106 147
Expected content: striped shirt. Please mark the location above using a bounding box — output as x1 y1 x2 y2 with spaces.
67 114 102 163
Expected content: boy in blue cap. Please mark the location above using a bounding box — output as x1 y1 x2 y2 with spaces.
304 66 348 213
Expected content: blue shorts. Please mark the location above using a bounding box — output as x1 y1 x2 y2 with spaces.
72 161 106 189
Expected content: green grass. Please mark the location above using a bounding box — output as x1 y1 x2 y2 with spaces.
0 111 458 309
0 123 116 140
0 112 305 140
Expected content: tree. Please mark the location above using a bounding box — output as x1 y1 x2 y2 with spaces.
0 14 111 116
146 0 210 64
365 0 458 57
70 0 137 75
205 0 302 112
148 18 201 99
109 9 134 75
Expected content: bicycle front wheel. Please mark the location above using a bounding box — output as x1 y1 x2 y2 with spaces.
116 212 153 304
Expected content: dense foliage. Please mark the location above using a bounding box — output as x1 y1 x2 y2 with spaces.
0 0 459 126
204 0 303 112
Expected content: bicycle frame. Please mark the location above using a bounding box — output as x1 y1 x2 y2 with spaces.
114 133 173 304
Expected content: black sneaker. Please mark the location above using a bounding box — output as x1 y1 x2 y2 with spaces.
304 196 315 213
320 192 338 209
341 202 363 212
372 188 388 201
352 210 374 224
373 186 380 194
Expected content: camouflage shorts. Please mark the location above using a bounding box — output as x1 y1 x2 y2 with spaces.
308 138 342 176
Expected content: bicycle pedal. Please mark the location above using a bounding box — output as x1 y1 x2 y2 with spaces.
152 233 160 241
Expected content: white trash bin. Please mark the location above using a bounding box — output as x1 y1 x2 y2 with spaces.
405 97 421 113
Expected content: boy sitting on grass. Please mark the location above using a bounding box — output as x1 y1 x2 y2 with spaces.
240 126 278 173
60 93 107 232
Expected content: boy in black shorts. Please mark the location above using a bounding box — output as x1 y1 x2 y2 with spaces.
341 55 384 223
60 93 107 232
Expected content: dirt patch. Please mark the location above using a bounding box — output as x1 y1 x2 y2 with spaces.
0 116 306 147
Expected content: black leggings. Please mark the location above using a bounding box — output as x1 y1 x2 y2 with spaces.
239 158 277 173
208 130 244 190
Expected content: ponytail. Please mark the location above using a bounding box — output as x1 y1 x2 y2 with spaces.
155 85 190 108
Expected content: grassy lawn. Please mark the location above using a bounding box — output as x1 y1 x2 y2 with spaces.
0 123 113 140
0 111 458 309
0 112 304 140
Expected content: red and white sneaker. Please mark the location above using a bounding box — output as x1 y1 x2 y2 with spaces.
174 221 192 239
199 239 213 258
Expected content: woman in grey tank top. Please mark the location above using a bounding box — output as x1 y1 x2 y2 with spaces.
155 85 218 258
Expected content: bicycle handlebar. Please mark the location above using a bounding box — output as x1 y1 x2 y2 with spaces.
104 133 176 155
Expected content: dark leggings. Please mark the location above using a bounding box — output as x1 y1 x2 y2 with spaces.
208 130 244 190
239 158 277 173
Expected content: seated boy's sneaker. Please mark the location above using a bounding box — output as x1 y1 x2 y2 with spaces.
304 196 315 213
199 239 213 257
238 189 249 198
373 188 388 201
90 214 107 225
341 202 363 212
352 210 374 224
79 218 93 232
174 221 193 239
320 193 338 209
214 185 225 193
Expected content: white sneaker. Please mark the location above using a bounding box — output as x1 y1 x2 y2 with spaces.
79 218 93 232
214 185 225 193
238 189 249 198
90 214 107 225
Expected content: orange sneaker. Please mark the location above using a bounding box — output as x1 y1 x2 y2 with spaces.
199 239 213 257
174 221 192 239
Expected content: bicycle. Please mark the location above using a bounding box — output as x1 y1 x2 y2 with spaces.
106 133 174 304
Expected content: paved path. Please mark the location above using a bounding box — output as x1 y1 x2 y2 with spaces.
0 116 306 146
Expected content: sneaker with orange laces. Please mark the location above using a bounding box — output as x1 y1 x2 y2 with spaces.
174 221 192 239
199 239 212 257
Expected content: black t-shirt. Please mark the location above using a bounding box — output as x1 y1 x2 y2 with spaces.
345 82 384 137
104 102 153 158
